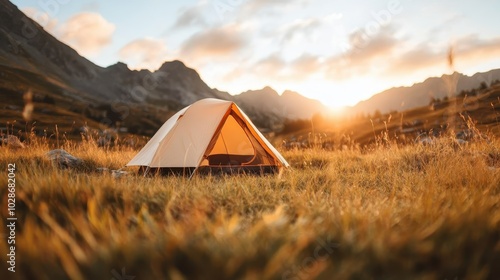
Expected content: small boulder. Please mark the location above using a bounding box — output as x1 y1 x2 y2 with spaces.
96 167 110 173
415 135 434 145
46 149 84 169
112 170 129 179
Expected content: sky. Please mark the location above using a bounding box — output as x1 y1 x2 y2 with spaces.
10 0 500 109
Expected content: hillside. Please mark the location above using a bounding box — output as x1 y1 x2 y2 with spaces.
352 70 500 115
278 82 500 149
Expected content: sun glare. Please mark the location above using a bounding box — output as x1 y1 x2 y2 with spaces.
326 105 347 118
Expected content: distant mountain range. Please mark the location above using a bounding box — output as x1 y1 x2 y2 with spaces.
351 69 500 115
1 0 499 137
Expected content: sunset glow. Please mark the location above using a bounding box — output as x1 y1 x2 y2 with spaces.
13 0 500 107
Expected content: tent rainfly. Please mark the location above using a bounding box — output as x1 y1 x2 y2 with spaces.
127 98 289 176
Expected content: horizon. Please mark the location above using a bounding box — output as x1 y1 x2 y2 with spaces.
10 0 500 108
104 59 500 110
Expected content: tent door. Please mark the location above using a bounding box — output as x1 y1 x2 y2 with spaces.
202 111 276 167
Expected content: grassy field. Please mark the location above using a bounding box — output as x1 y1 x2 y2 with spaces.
1 135 500 280
278 83 500 149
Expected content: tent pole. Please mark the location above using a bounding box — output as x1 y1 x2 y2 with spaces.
143 166 151 177
189 167 197 179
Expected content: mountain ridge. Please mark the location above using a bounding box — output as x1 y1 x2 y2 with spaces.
351 69 500 115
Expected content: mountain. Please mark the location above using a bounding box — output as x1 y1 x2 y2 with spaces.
238 88 326 120
0 0 325 136
234 87 327 128
0 0 231 109
352 69 500 115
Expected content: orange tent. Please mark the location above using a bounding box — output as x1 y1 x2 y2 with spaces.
127 98 289 176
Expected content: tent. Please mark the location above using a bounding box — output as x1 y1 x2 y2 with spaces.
127 98 289 176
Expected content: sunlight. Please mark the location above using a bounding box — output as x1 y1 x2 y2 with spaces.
305 78 391 109
326 105 347 117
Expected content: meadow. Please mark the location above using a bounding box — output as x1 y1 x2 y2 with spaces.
0 134 499 280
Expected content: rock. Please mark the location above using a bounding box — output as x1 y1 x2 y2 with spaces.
46 149 84 169
96 167 110 173
456 129 475 141
2 135 25 149
414 135 434 145
112 170 129 179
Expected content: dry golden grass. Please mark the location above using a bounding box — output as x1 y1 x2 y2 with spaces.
0 136 500 280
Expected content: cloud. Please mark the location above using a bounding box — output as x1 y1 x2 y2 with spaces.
119 38 169 70
180 24 248 59
244 0 289 13
242 53 320 82
291 54 321 74
223 25 500 87
280 13 343 44
427 13 465 40
281 18 323 43
221 25 398 84
347 28 398 63
211 0 311 22
21 7 58 34
254 53 286 76
454 35 500 63
242 0 310 14
172 2 208 29
326 26 399 80
381 35 500 78
20 8 115 57
382 46 444 77
58 12 115 56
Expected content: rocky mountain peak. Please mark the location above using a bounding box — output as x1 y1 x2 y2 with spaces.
262 86 278 95
157 60 202 80
159 60 187 72
106 62 130 73
282 90 301 98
